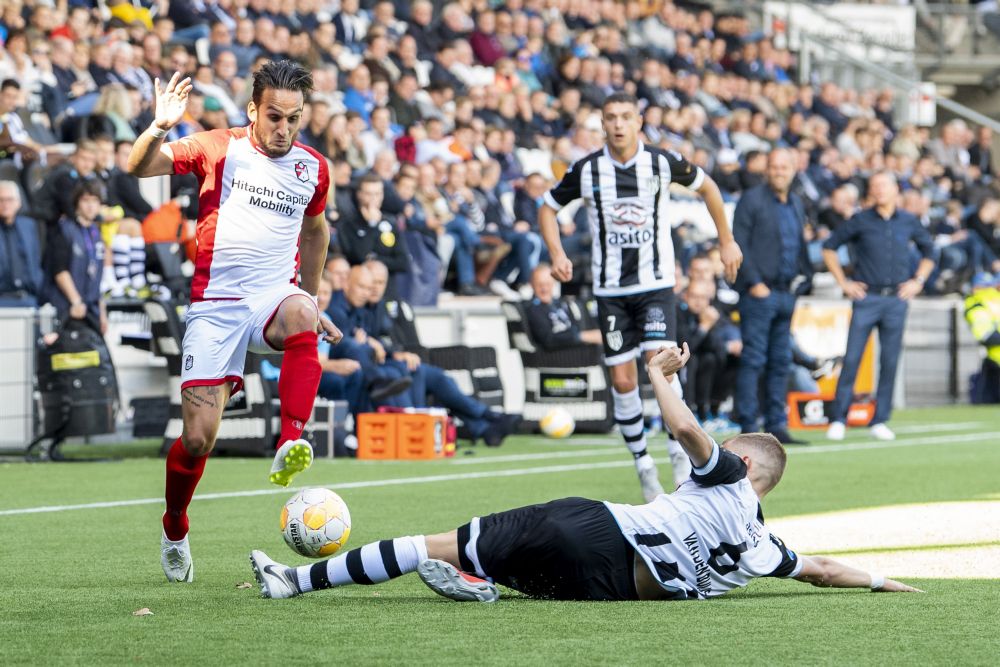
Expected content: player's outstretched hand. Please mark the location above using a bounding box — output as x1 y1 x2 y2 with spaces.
551 254 573 283
720 238 743 284
318 314 343 345
649 342 691 379
878 579 925 593
153 72 193 131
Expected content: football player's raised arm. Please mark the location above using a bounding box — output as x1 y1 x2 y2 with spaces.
646 344 714 467
794 555 924 593
299 213 330 297
128 73 191 177
127 129 177 177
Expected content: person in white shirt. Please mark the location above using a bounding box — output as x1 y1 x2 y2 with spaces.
360 106 399 167
250 345 922 602
128 61 342 585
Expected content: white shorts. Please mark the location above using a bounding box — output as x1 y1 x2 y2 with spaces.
180 283 314 393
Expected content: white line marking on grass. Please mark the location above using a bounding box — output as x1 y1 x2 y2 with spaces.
520 437 620 447
0 460 633 517
889 422 985 434
2 430 997 518
787 430 1000 455
448 448 620 465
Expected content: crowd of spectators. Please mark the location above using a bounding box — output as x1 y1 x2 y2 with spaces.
4 0 1000 427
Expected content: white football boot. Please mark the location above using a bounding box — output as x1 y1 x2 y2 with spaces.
269 439 313 487
417 559 499 603
636 458 665 502
250 550 301 599
161 532 194 583
666 438 692 488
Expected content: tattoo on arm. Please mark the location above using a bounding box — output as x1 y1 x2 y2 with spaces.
182 388 218 408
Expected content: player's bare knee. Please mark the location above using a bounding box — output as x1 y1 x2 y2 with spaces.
280 298 318 335
612 377 638 394
180 431 215 457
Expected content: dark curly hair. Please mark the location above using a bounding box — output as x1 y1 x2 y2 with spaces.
251 60 314 106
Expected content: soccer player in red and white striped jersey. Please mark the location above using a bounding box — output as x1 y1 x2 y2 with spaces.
128 61 342 583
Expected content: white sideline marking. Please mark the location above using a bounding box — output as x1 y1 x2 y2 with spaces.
448 448 619 465
889 421 984 434
523 421 985 447
0 460 635 517
1 430 998 518
786 430 1000 455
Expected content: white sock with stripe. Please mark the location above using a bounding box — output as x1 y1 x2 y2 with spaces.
129 236 147 288
111 235 131 286
295 535 428 592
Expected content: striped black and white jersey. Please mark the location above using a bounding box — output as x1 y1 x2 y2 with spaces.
604 443 802 599
544 143 705 297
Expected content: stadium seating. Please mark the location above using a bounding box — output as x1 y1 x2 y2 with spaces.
501 298 614 433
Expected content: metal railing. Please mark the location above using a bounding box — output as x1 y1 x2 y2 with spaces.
917 3 1000 64
799 31 1000 134
711 0 917 54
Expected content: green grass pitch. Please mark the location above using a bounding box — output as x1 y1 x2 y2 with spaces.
1 405 999 665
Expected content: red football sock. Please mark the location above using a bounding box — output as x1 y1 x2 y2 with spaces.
162 437 208 541
278 330 321 445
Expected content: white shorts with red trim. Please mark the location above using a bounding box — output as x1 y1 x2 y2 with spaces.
180 283 313 394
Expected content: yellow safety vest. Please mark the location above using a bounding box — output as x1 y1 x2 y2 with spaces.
964 287 1000 365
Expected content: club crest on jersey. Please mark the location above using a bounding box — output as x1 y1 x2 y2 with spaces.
294 160 310 182
646 176 660 195
609 200 649 227
184 355 193 371
606 330 624 351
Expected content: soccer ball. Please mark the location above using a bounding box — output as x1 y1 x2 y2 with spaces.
280 487 352 558
539 407 575 439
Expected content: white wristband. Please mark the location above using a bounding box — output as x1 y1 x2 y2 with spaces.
870 573 885 591
149 125 168 139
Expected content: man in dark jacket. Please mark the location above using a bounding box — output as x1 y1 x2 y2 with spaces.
337 173 411 278
676 278 734 423
364 260 522 445
0 181 43 306
44 181 107 332
821 171 935 442
732 149 813 444
33 140 101 226
524 264 602 351
325 264 412 405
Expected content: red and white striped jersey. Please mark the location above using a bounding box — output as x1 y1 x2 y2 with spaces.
170 125 329 301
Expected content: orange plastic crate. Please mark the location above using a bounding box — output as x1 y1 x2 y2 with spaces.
356 413 398 459
396 414 447 460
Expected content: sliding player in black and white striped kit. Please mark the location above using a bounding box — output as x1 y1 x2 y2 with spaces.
249 344 922 602
539 92 743 501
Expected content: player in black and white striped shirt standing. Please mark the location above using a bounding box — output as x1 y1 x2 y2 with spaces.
539 92 743 501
